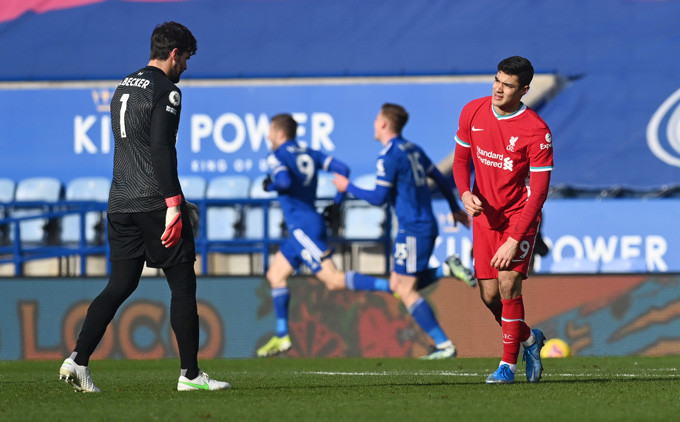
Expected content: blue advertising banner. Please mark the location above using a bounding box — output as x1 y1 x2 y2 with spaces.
0 79 490 185
431 198 679 274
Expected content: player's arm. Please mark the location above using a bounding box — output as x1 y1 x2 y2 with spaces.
264 167 292 192
345 182 390 206
491 170 551 270
510 128 554 239
510 170 551 240
323 156 350 204
427 163 460 213
332 169 390 206
149 91 182 200
149 90 184 248
452 140 483 216
427 164 470 228
334 154 392 206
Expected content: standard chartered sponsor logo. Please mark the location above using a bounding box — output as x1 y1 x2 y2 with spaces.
476 146 513 171
647 87 680 167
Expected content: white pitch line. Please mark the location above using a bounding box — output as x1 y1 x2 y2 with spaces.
299 371 680 378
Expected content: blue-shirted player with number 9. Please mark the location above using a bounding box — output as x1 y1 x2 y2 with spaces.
257 113 358 357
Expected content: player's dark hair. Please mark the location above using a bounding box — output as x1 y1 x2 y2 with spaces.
150 21 197 60
498 56 534 87
271 114 298 140
381 103 409 134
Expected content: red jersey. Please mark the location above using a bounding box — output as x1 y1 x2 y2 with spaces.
453 96 553 230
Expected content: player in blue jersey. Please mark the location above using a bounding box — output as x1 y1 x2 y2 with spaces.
333 103 476 359
257 113 363 356
257 112 474 358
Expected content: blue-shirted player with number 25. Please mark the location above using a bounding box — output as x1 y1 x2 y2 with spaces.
333 103 476 359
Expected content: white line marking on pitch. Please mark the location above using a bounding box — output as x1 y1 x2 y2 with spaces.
300 371 680 378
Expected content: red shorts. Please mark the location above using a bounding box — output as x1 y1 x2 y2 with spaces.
472 214 541 280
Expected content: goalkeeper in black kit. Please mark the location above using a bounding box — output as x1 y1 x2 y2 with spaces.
58 21 230 392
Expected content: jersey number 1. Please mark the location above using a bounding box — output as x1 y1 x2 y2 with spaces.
119 93 130 138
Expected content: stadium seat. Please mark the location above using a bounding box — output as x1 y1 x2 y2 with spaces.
61 177 110 244
205 175 250 240
179 175 207 201
244 175 285 239
316 172 337 200
0 178 15 204
11 177 63 243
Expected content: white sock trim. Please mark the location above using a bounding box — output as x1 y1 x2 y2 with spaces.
500 361 517 373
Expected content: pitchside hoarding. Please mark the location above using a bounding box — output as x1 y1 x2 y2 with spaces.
0 274 678 360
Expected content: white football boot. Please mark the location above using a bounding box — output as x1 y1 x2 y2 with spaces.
59 358 101 393
177 371 231 391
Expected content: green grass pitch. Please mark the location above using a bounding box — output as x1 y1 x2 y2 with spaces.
1 356 679 421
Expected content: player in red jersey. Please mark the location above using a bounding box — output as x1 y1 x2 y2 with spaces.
452 56 553 384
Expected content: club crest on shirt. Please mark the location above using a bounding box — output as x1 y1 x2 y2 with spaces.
169 91 181 106
376 159 386 177
506 136 519 152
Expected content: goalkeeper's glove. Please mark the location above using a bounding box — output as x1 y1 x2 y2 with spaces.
186 200 199 227
262 174 273 191
161 194 183 248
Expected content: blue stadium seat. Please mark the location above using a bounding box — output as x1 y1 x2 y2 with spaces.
11 177 63 243
343 207 385 239
244 175 285 239
316 173 337 200
179 175 207 201
205 175 250 240
0 178 15 204
61 177 110 244
315 172 339 216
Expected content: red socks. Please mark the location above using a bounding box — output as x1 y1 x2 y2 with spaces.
500 296 531 364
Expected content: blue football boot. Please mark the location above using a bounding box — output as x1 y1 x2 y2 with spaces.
485 364 515 384
523 329 545 383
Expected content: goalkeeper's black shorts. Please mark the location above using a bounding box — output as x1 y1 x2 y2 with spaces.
107 204 195 268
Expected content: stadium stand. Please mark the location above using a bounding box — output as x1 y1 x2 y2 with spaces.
341 173 391 274
179 175 208 201
244 175 285 240
4 2 677 276
11 177 63 244
60 177 110 244
205 175 250 241
0 178 15 246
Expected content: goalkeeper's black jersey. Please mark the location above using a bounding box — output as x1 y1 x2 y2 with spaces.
108 66 184 213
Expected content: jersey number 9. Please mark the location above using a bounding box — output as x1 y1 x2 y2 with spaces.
296 154 315 186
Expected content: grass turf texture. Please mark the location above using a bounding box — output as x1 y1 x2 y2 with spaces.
1 356 679 421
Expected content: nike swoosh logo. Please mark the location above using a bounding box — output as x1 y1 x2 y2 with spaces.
179 380 210 390
472 126 484 131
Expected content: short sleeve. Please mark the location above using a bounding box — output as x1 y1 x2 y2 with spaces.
454 102 473 148
528 128 554 173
